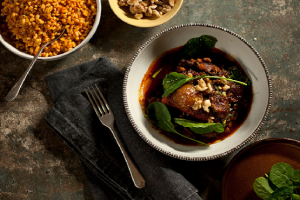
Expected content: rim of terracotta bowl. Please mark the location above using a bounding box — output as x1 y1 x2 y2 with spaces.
108 0 183 28
221 138 300 199
123 23 273 161
0 0 101 61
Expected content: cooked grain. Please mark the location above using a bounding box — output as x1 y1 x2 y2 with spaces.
0 0 97 57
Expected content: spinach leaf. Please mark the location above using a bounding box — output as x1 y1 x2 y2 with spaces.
268 187 294 200
146 102 209 146
292 182 300 189
227 66 251 86
287 168 300 182
269 163 294 188
178 35 218 58
162 72 247 97
291 194 300 200
253 177 274 200
162 72 194 97
173 118 224 134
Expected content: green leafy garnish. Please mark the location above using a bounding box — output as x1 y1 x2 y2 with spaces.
162 72 194 97
162 72 247 97
178 35 218 58
269 187 294 200
253 177 274 200
146 102 209 146
173 118 224 134
269 163 294 188
227 66 251 86
152 68 162 78
292 194 300 200
253 162 300 200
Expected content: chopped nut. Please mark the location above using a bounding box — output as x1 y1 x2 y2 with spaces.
198 78 206 88
152 10 162 17
208 116 214 123
122 0 175 23
203 57 212 63
149 4 157 9
162 4 171 13
134 13 143 19
195 85 206 92
145 7 153 16
140 1 149 6
202 99 211 113
205 78 212 84
127 0 141 6
119 0 129 6
196 58 203 63
169 0 175 6
129 5 138 14
157 6 163 11
221 91 226 97
223 85 230 91
192 100 203 110
156 0 164 5
187 73 193 78
220 76 227 84
207 83 213 93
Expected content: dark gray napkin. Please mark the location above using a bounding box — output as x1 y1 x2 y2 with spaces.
45 57 202 200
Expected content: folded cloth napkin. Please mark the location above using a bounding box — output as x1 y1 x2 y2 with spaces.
45 57 202 200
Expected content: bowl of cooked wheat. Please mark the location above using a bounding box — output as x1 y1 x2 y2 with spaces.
0 0 101 61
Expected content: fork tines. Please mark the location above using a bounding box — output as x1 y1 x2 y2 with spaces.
85 84 110 116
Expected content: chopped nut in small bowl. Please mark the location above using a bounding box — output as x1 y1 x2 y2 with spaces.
108 0 182 27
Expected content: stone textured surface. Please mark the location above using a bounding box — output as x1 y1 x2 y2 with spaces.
0 0 300 199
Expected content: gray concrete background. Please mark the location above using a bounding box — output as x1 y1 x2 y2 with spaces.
0 0 300 199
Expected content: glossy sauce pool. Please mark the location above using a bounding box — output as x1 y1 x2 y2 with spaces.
139 46 253 146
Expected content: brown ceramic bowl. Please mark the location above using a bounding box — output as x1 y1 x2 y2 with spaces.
222 138 300 200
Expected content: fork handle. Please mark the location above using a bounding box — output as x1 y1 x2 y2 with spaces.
108 127 146 189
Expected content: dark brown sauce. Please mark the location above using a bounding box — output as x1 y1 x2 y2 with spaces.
139 46 253 146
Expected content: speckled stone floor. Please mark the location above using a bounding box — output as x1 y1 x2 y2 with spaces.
0 0 300 199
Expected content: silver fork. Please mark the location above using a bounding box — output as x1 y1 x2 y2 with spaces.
85 84 146 189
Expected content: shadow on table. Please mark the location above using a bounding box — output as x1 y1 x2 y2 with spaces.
33 118 94 199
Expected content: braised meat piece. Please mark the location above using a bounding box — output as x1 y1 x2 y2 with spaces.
210 95 230 118
162 83 213 121
197 62 220 75
227 81 244 102
177 58 221 75
181 68 206 77
218 69 229 77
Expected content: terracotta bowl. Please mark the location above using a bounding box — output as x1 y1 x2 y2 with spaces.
0 0 101 61
123 24 272 161
222 138 300 200
108 0 183 28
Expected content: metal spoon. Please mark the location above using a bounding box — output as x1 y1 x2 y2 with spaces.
6 29 66 101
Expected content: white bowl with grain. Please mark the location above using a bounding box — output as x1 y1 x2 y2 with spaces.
0 0 101 61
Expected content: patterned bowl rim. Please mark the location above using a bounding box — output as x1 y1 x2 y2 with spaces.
123 23 273 161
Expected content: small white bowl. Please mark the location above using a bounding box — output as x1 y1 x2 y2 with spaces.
0 0 101 61
123 24 272 161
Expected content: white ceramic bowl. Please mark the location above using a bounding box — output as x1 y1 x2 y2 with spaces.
0 0 101 61
123 24 272 161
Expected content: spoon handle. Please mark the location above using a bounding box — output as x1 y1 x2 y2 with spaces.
5 29 65 101
5 46 44 101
